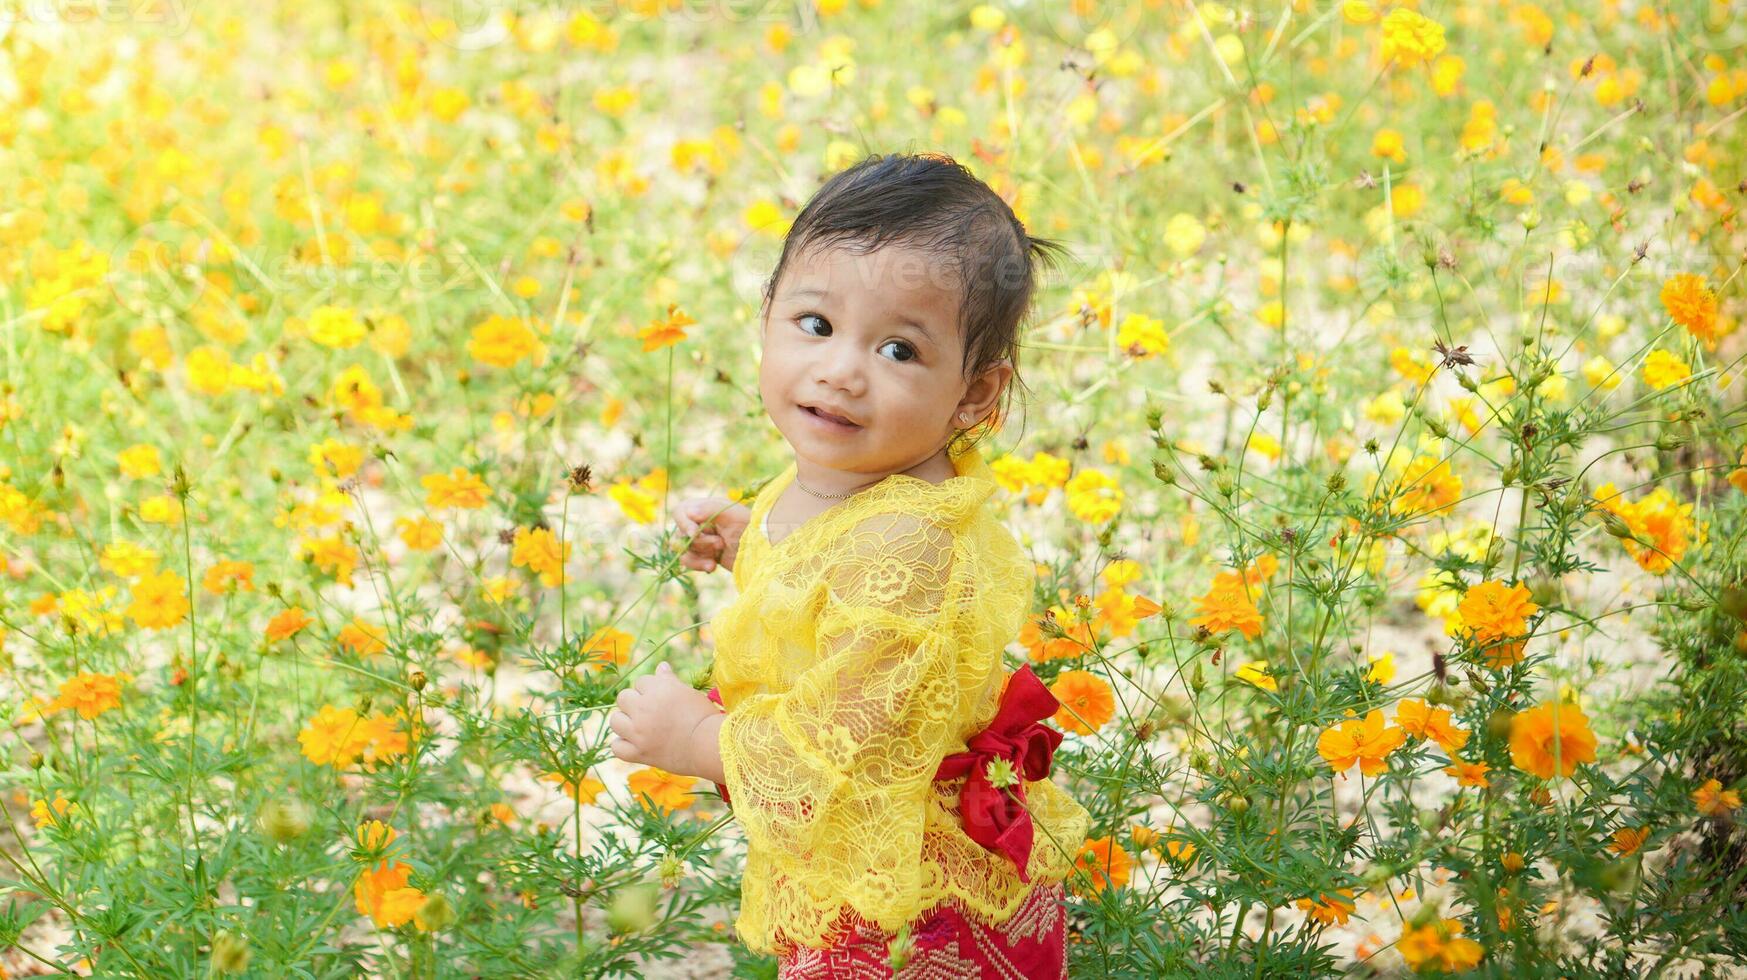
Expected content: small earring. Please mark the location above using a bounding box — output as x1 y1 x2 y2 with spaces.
958 412 970 423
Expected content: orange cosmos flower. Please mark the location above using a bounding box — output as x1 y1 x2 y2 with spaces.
1508 701 1598 780
638 304 696 352
298 705 368 767
1609 826 1651 855
354 860 426 929
1692 778 1742 818
201 559 255 595
1188 572 1263 639
265 607 314 642
466 314 545 368
1593 483 1697 575
395 515 444 550
337 618 388 657
1660 273 1720 347
580 626 634 671
1641 349 1691 390
1234 660 1278 692
1442 758 1492 788
354 819 400 857
544 771 608 805
1317 708 1407 778
1296 889 1357 926
1396 699 1471 754
46 671 126 720
1071 836 1132 895
1457 580 1538 668
1393 455 1463 517
510 525 572 588
421 467 492 510
1396 917 1483 973
1050 670 1116 735
627 767 698 815
32 792 74 829
1020 608 1096 662
125 569 190 631
1380 9 1446 68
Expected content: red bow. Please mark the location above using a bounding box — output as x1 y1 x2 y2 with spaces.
932 665 1063 883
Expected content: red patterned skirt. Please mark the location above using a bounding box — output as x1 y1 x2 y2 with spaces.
774 881 1068 980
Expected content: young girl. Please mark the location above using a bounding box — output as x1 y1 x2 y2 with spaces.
606 152 1092 977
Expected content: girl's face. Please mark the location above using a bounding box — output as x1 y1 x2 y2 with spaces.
759 241 1009 483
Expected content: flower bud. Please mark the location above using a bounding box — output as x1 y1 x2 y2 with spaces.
1487 707 1517 741
886 924 916 973
1599 511 1634 539
28 752 43 770
410 671 428 692
657 852 686 890
1153 459 1176 485
1719 587 1747 623
1223 792 1250 815
415 892 457 931
1528 575 1560 608
1654 432 1686 452
210 931 251 975
604 882 659 935
259 798 313 844
1362 864 1394 888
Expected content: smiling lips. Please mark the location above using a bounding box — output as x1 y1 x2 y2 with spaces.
800 404 861 428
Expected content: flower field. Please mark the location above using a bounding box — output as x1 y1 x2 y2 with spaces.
1 0 1745 976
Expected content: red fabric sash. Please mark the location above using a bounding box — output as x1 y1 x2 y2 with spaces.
930 664 1062 883
706 664 1064 883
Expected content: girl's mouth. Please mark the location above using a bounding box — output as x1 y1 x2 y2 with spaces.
800 405 861 430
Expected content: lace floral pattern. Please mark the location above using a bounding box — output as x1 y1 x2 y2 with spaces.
709 441 1093 957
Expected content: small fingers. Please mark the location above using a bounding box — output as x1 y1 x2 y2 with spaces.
608 710 633 739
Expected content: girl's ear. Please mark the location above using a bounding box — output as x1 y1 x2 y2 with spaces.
961 359 1014 418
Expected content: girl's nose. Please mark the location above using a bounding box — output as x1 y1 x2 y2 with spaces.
812 346 863 391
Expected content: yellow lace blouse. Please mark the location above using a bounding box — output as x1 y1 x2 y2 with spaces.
707 439 1093 957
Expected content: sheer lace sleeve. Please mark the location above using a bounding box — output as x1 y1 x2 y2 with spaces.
716 510 986 928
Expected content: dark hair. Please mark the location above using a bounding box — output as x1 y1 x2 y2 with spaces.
758 151 1072 454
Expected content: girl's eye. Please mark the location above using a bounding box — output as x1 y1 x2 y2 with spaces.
796 312 829 337
878 340 918 363
795 312 919 363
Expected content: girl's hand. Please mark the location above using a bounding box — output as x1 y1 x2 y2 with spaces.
607 662 720 777
674 497 751 574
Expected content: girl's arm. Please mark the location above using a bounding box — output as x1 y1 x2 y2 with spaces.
687 711 727 787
